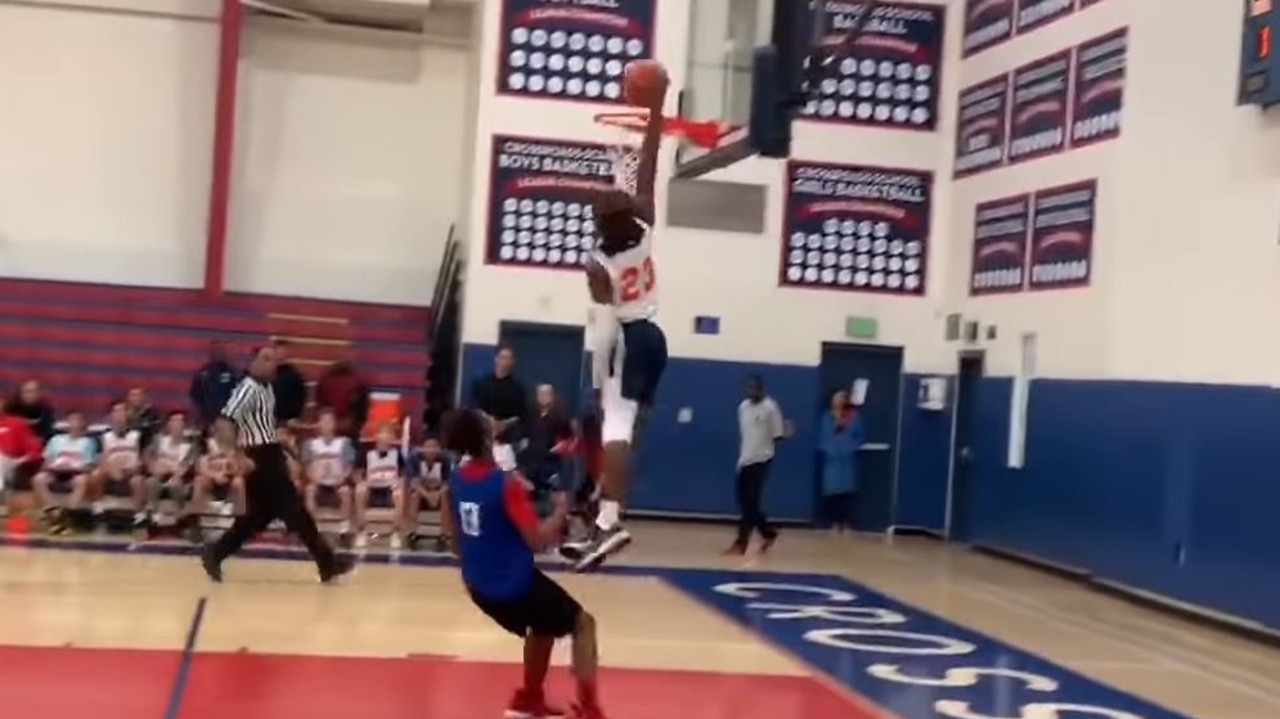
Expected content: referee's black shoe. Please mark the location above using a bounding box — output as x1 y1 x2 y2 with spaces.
200 546 223 583
320 556 355 583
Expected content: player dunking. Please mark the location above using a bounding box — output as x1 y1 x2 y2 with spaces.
562 62 670 572
440 409 607 719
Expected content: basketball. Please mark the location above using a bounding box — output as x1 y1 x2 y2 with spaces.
623 60 668 107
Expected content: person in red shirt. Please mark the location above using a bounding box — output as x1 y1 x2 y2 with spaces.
1 408 43 492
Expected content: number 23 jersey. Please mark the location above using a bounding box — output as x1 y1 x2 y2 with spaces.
589 219 657 323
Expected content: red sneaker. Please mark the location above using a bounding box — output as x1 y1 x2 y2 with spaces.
570 703 609 719
504 688 566 718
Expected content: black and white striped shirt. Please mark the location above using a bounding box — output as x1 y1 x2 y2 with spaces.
221 376 277 448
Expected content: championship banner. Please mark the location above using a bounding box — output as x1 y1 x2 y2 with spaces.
781 161 932 295
1015 0 1073 34
486 135 612 270
953 73 1009 177
970 194 1030 295
962 0 1014 56
1007 50 1071 164
1028 180 1096 290
798 1 945 131
1071 28 1126 147
495 0 657 102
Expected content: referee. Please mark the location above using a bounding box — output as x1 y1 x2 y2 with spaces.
200 345 353 583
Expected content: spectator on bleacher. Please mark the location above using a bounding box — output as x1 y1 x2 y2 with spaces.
303 408 355 532
521 383 575 493
94 400 148 524
4 379 56 442
189 341 239 429
144 410 197 522
271 340 308 426
1 405 42 493
125 386 162 448
471 347 528 441
192 437 247 516
352 423 406 550
32 411 96 513
315 361 369 441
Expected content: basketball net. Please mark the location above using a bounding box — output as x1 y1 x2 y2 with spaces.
594 110 729 196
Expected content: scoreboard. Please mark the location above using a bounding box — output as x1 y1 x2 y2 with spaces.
1241 0 1280 105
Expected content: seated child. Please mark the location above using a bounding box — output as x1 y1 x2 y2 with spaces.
146 410 197 521
94 400 148 525
353 424 406 549
303 409 354 531
192 438 247 516
33 411 97 517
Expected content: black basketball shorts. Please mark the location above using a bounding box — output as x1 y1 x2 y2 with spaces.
468 569 582 639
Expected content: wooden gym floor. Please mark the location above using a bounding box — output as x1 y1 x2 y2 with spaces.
1 521 1278 719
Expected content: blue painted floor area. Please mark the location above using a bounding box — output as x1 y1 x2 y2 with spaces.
1 535 1188 719
665 569 1189 719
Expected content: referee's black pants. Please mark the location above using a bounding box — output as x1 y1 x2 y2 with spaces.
735 460 778 545
211 443 336 570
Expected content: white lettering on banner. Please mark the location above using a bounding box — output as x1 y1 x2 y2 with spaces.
1018 0 1071 28
747 603 906 624
972 268 1023 289
714 582 856 602
934 700 1145 719
708 581 1149 718
867 664 1059 691
1030 260 1088 283
805 628 975 655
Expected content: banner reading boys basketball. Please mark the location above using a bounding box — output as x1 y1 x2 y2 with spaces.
1028 180 1096 290
495 0 656 102
781 162 932 296
954 73 1009 177
1015 0 1073 33
1007 50 1070 164
970 195 1030 295
798 1 944 131
962 0 1014 56
1071 28 1127 147
486 135 613 270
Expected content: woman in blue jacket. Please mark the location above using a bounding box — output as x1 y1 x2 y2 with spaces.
818 389 864 533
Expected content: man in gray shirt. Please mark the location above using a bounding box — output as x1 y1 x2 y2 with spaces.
729 375 789 555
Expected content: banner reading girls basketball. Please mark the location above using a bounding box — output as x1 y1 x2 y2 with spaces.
953 73 1009 177
781 162 932 296
495 0 656 102
1016 0 1073 33
1007 50 1070 164
485 135 613 270
970 195 1030 295
798 1 945 130
1028 180 1096 290
1071 28 1127 147
962 0 1014 56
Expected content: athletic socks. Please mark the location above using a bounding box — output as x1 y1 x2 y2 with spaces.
595 500 620 531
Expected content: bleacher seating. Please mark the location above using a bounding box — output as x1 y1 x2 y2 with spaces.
0 279 430 422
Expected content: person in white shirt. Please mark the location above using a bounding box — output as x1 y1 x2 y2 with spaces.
303 408 355 531
192 437 248 515
353 424 406 549
728 375 790 555
94 400 147 522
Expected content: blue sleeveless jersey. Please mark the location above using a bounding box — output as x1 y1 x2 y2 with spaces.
449 463 535 599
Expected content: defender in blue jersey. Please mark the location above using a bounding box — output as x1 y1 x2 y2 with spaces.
440 409 608 719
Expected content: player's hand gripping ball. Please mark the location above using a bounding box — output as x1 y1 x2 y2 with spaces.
623 59 669 108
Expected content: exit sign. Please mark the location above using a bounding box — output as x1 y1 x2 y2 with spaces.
845 316 877 339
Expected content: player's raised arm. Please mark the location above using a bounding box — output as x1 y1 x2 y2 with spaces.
631 63 668 225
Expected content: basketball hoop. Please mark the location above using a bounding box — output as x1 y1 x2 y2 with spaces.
593 110 732 194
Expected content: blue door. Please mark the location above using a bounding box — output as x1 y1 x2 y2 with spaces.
816 343 904 532
949 352 984 541
497 322 586 415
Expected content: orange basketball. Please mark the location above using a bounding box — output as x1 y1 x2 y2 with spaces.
623 60 668 107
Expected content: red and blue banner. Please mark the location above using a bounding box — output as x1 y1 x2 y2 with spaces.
485 135 612 270
495 0 656 103
1007 50 1070 164
962 0 1014 56
970 194 1029 295
1071 28 1127 147
953 73 1009 177
798 1 945 131
1028 180 1096 290
781 161 932 295
1015 0 1074 33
